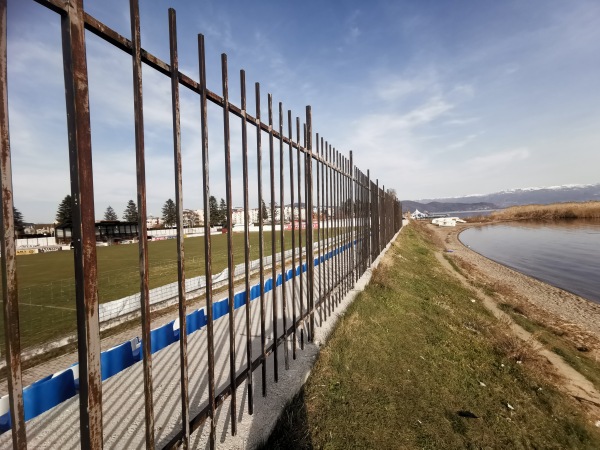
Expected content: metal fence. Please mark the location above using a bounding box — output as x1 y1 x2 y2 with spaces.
0 0 402 448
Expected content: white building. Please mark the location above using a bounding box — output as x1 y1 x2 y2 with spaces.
147 215 162 228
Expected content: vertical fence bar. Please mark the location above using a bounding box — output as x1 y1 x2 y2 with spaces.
347 157 352 289
350 152 355 284
325 143 331 318
333 148 340 307
0 0 26 445
378 181 382 253
317 136 324 324
327 144 333 314
168 9 190 447
345 156 349 293
343 156 348 296
315 133 322 327
296 117 304 350
305 106 314 341
367 170 371 265
221 53 237 435
255 83 267 396
278 102 289 370
267 94 278 382
345 156 350 295
287 110 297 360
198 34 216 449
60 0 103 446
240 69 253 414
129 1 155 446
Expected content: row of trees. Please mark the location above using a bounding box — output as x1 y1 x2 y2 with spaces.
54 195 274 229
55 196 139 225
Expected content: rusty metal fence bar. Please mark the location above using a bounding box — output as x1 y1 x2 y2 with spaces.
0 1 403 448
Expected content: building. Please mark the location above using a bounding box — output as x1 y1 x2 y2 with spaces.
55 220 139 245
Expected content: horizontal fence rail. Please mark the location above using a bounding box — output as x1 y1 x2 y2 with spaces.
0 0 403 448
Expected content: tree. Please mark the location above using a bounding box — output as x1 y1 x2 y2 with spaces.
162 198 177 227
219 198 227 226
123 199 138 222
260 200 269 223
104 206 118 221
56 195 73 225
13 207 24 237
209 195 220 227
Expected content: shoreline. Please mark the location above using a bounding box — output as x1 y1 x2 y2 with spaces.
429 221 600 348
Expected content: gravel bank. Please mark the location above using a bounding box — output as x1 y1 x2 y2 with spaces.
428 221 600 348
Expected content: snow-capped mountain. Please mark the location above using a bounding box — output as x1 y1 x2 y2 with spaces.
412 183 600 208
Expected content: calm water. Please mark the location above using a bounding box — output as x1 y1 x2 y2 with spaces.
459 220 600 303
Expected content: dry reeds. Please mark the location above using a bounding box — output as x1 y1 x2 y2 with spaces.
491 201 600 221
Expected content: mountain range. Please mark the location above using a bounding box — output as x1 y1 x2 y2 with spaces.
402 183 600 213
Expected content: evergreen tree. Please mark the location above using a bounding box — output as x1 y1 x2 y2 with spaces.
260 200 269 223
104 206 118 221
56 195 73 225
162 198 177 227
219 198 227 226
13 207 24 237
123 199 138 222
208 196 220 227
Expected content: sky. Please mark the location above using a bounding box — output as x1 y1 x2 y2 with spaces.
6 0 600 223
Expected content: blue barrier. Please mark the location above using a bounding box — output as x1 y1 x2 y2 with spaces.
150 321 177 354
101 340 138 381
0 368 77 431
186 309 202 335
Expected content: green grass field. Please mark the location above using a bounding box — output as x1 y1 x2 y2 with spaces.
1 228 349 350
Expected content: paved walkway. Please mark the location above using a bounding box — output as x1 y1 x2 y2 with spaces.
0 240 357 448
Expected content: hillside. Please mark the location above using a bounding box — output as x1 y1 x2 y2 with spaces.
406 183 600 209
402 200 497 214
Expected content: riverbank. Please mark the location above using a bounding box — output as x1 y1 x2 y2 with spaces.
436 222 600 344
262 221 600 448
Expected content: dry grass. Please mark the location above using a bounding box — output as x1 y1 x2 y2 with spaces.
261 223 600 449
491 201 600 221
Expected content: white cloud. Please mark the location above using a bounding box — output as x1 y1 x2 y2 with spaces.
444 117 479 126
446 133 479 150
467 147 530 172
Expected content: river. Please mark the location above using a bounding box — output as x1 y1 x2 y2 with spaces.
459 219 600 304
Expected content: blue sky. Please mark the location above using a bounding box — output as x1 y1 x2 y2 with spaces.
6 0 600 222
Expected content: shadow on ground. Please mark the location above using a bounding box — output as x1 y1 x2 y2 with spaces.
257 388 312 450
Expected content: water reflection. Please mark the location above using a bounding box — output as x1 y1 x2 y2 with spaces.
459 219 600 303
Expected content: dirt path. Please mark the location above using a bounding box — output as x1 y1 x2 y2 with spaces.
435 252 600 411
425 221 600 423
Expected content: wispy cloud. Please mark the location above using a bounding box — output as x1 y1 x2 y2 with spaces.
467 147 530 172
444 117 479 126
446 133 479 150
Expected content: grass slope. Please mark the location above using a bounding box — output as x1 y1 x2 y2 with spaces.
262 224 600 449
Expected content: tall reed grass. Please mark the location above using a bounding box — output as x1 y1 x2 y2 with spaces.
490 201 600 221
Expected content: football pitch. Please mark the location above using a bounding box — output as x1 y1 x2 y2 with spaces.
1 229 340 350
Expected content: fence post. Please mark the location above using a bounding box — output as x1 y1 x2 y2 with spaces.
305 106 315 341
61 0 103 446
169 10 191 446
0 0 26 445
129 0 155 445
